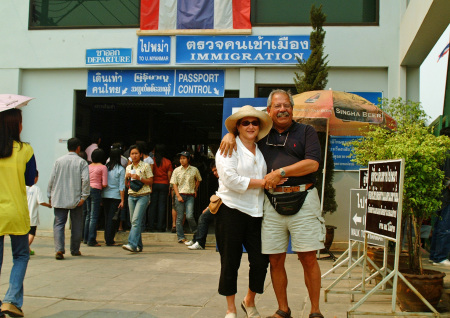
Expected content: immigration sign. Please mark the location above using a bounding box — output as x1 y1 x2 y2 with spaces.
176 35 310 64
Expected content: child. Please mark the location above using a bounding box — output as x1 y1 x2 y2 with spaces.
26 170 52 255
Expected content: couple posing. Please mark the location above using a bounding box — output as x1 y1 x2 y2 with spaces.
215 89 325 318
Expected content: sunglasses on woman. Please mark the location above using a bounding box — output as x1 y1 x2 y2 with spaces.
240 120 259 127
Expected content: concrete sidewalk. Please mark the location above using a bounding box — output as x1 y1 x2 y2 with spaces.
0 234 449 318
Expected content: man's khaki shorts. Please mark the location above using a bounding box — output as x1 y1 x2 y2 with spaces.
262 187 325 254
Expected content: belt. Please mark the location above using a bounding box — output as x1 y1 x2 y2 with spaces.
180 193 195 196
272 183 313 193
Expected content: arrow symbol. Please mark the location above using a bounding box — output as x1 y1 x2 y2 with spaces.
353 214 362 225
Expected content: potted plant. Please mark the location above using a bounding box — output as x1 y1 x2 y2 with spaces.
348 97 450 312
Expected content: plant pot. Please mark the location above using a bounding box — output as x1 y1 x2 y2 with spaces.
396 269 446 312
367 247 410 271
366 247 410 284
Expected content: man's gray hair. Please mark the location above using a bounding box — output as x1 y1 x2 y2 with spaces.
267 89 294 108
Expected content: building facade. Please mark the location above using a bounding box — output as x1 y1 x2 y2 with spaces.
1 0 448 243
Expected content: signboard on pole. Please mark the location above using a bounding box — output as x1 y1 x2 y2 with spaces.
359 168 368 189
349 189 383 246
365 160 403 241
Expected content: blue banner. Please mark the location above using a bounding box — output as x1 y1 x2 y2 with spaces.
137 36 171 64
330 136 363 171
86 48 132 65
176 35 310 64
87 70 224 97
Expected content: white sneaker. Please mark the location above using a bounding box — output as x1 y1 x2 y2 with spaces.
185 240 194 246
188 242 204 250
433 259 450 266
122 244 137 252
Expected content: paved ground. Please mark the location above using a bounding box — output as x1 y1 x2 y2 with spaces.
0 232 449 318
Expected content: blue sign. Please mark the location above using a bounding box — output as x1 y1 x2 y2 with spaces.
137 36 171 64
176 35 310 64
175 70 224 97
86 48 132 65
330 136 363 171
87 70 224 97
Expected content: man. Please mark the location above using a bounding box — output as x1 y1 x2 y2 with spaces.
429 126 450 266
220 89 324 318
186 161 219 250
85 132 101 163
48 137 90 260
170 151 202 243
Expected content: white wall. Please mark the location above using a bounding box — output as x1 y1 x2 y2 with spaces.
20 69 87 230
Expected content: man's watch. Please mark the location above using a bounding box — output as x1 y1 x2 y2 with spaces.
279 168 286 177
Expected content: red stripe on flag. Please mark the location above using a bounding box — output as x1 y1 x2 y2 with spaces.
140 0 160 30
232 0 251 29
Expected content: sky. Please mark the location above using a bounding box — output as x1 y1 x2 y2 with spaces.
420 24 450 124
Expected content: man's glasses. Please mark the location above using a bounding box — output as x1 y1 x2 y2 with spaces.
266 132 289 147
240 120 259 127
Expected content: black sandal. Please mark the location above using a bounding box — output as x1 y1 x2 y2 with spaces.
266 307 292 318
309 313 324 318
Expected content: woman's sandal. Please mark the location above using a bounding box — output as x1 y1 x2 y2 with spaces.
241 300 261 318
266 307 292 318
309 313 324 318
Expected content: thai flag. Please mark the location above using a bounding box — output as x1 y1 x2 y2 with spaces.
437 43 449 62
140 0 251 31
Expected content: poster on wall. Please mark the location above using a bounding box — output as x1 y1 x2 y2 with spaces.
87 70 224 97
330 136 363 171
176 35 310 64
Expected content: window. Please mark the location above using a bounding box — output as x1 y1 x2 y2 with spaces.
30 0 140 29
251 0 378 26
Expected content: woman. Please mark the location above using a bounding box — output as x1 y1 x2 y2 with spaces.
148 145 173 232
122 144 153 253
102 147 125 246
0 108 36 317
214 105 273 318
85 148 108 246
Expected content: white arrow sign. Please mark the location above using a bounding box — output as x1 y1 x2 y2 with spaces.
353 214 362 226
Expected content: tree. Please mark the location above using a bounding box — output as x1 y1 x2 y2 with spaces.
294 4 336 214
348 98 450 274
294 4 329 93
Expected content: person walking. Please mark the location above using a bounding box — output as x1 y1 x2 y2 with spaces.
48 137 90 260
170 151 202 243
122 144 153 253
0 107 37 318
